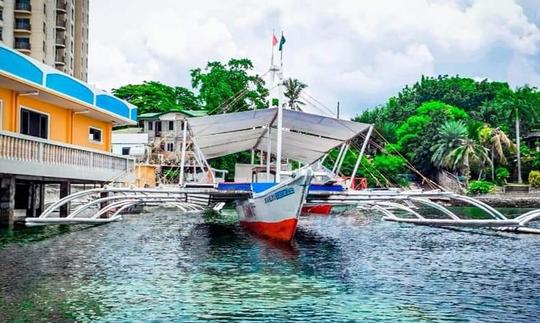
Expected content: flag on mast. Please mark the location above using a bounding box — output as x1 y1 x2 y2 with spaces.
279 33 286 51
272 33 278 46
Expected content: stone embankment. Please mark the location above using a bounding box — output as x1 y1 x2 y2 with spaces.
470 193 540 208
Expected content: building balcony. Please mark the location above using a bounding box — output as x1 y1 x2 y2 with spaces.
0 131 135 182
55 55 65 66
14 2 32 13
56 2 67 13
55 18 66 30
14 41 31 53
55 37 66 48
14 22 31 33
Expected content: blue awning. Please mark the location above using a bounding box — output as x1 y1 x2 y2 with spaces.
0 44 137 125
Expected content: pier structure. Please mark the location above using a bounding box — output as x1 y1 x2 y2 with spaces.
0 44 137 227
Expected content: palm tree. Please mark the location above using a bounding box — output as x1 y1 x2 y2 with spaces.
479 126 516 181
283 78 307 111
431 120 468 168
507 86 539 183
443 139 491 185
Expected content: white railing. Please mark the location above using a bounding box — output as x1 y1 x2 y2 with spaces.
0 131 134 182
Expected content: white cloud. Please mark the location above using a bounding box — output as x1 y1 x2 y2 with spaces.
89 0 540 117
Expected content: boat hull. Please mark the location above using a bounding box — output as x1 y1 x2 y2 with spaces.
236 168 313 242
301 203 333 215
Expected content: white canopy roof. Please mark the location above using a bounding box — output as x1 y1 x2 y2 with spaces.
187 108 370 164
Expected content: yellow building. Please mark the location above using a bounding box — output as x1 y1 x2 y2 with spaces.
0 44 137 227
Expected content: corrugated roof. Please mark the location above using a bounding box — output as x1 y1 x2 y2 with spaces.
138 110 208 120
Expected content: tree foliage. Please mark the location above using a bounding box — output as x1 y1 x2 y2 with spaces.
354 75 540 184
283 78 307 111
112 81 199 114
191 58 268 114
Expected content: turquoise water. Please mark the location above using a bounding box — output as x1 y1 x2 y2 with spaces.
0 208 539 322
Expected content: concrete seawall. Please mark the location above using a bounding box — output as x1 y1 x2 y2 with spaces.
464 193 540 208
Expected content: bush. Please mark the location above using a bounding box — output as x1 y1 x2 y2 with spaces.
468 180 495 195
495 167 510 186
529 171 540 188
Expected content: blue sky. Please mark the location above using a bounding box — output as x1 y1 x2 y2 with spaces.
88 0 540 118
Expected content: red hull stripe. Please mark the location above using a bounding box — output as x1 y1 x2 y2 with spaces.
240 218 298 242
301 204 332 215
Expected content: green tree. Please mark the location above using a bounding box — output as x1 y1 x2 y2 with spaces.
431 120 468 168
503 86 540 183
283 78 307 111
190 58 268 114
478 126 515 181
443 138 491 184
112 81 199 114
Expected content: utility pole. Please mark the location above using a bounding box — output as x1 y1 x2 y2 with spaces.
336 101 340 119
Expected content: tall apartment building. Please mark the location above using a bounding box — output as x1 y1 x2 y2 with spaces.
0 0 89 81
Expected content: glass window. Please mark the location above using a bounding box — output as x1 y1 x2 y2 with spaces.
121 147 130 155
167 143 174 152
20 108 48 139
168 121 174 131
148 121 153 131
88 127 102 142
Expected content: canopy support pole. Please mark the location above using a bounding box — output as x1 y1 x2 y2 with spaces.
335 143 349 175
275 83 284 183
266 126 272 181
179 119 188 186
251 149 255 165
332 143 346 173
350 125 373 188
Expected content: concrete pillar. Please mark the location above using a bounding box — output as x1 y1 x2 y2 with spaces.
26 183 45 217
0 176 16 228
59 181 71 217
100 185 109 219
26 182 37 218
39 183 45 216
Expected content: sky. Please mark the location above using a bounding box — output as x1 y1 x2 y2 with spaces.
88 0 540 118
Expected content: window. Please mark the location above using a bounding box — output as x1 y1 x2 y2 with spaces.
20 108 48 139
166 143 174 152
168 121 174 131
148 121 153 131
88 127 102 143
0 27 3 41
121 147 130 155
0 8 3 21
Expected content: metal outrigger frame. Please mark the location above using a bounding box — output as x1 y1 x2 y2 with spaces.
307 189 540 234
25 187 208 227
26 185 540 235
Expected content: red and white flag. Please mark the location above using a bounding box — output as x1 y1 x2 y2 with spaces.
272 33 278 46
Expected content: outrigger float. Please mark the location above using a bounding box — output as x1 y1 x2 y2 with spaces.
26 65 540 241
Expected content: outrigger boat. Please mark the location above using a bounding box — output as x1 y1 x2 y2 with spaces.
185 103 370 241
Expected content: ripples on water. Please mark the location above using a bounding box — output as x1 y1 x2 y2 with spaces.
0 208 539 322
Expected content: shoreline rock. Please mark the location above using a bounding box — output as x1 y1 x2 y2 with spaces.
456 193 540 208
